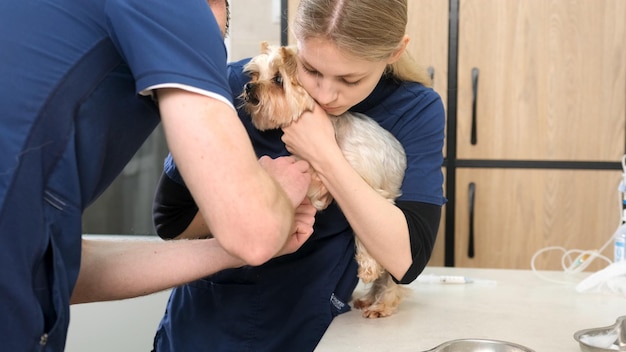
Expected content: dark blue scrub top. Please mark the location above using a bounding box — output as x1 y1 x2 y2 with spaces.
0 0 230 350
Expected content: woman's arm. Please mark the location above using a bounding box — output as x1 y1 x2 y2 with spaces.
152 170 209 240
307 140 414 278
281 105 411 279
281 103 443 282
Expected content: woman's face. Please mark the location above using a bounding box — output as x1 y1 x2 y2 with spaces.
296 37 388 116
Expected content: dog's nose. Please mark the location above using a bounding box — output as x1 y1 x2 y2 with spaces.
244 82 255 95
243 83 259 104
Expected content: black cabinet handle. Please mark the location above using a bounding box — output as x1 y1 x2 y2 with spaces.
468 182 476 258
471 68 479 145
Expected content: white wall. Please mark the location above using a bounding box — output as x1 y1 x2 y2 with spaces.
66 291 171 352
65 236 171 351
227 0 282 61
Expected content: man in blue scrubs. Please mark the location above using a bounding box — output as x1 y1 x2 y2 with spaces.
0 0 314 350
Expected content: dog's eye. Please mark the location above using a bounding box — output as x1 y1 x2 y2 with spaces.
273 74 283 86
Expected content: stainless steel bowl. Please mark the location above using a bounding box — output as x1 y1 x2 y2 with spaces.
423 338 535 352
574 316 626 352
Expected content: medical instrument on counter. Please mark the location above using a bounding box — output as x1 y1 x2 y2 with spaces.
575 260 626 295
530 155 626 284
415 273 496 285
615 221 626 263
612 156 626 263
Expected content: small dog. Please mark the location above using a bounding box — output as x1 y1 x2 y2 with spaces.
241 42 408 318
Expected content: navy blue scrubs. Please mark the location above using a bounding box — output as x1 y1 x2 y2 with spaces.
0 0 231 350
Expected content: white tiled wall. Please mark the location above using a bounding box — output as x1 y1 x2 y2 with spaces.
66 290 171 351
227 0 282 61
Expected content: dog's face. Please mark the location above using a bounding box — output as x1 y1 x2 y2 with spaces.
241 42 315 131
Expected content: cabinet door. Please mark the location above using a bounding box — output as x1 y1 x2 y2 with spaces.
407 0 449 105
455 168 621 270
457 0 626 161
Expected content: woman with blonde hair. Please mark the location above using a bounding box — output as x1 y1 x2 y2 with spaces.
152 0 445 350
293 0 432 85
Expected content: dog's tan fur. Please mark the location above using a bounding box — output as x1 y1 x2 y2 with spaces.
241 42 409 318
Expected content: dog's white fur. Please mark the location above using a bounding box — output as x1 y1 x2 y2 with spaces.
241 42 409 318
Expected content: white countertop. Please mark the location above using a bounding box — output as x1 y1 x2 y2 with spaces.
314 267 625 352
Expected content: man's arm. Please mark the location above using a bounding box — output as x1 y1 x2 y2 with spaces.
72 195 315 305
71 237 244 304
157 88 311 265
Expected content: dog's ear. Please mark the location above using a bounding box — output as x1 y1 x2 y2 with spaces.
280 46 298 77
280 47 316 116
260 41 270 54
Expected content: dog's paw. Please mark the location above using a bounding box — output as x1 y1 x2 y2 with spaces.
352 296 373 310
361 305 395 319
353 275 409 319
353 298 395 319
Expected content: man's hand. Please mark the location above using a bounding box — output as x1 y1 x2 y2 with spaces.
259 155 311 207
276 198 317 256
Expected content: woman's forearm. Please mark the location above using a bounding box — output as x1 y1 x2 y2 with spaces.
71 237 244 304
316 155 413 280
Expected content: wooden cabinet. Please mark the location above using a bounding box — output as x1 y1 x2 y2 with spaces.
407 0 450 108
416 0 626 270
406 0 624 269
450 0 626 270
454 168 621 270
456 0 625 161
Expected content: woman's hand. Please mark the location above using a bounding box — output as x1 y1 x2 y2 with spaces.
281 104 341 170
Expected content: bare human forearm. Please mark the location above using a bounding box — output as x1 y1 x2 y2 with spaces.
158 89 311 266
73 195 317 305
172 156 315 242
71 237 244 304
316 157 412 279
